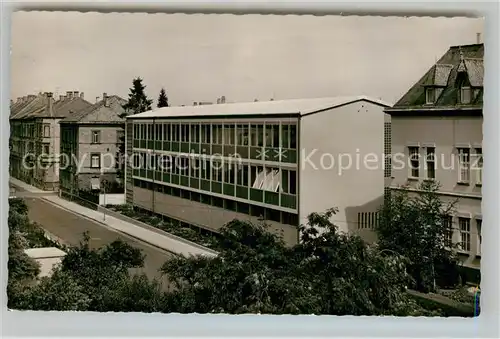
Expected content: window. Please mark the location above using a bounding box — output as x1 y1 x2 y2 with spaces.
408 147 420 178
384 122 392 178
250 125 264 147
91 130 101 144
443 215 453 248
90 153 101 168
237 124 249 146
163 124 170 141
212 125 223 144
460 86 472 104
474 148 482 185
476 219 482 255
43 144 50 155
425 88 435 104
201 124 211 143
223 124 235 145
236 164 249 186
250 166 266 189
190 124 200 143
43 124 51 137
458 148 470 183
459 217 471 252
425 147 435 179
357 212 379 229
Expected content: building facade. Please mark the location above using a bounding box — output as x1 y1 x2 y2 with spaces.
385 43 483 271
59 93 127 194
10 91 91 190
125 96 390 246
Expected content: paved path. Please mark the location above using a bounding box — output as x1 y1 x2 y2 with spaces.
9 177 216 291
9 177 217 258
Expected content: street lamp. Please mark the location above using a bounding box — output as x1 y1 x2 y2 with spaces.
101 178 108 221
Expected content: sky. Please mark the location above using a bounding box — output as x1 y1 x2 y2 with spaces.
10 12 483 106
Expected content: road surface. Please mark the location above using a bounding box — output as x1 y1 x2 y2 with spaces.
10 185 175 290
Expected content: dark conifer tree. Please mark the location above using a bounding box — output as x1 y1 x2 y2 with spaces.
157 88 169 108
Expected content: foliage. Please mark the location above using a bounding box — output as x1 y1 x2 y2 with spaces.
157 88 169 108
117 77 153 181
120 77 153 118
161 208 430 315
10 198 446 316
375 181 461 292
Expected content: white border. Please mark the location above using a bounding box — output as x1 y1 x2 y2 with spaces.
1 1 498 338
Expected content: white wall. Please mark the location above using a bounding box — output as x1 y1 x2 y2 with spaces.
390 115 482 269
299 100 387 234
100 193 125 205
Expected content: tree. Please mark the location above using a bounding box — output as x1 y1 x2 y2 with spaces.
375 181 461 292
116 77 153 183
157 88 169 108
161 209 430 315
120 77 153 118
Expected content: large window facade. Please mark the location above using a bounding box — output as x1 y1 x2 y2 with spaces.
132 120 298 163
129 118 299 225
131 152 298 210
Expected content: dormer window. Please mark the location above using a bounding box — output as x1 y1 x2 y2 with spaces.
460 86 472 104
425 88 435 104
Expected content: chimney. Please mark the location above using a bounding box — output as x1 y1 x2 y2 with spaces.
220 96 226 104
67 91 73 99
216 98 221 104
103 93 109 107
477 32 481 44
47 92 53 117
80 92 84 99
73 91 79 98
10 99 13 105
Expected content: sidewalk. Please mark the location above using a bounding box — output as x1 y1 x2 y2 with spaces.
9 177 217 258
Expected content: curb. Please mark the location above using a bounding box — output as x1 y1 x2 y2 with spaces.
40 197 216 258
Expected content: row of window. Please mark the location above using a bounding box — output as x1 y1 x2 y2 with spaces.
133 122 298 149
61 128 124 145
132 153 297 195
443 215 481 255
133 178 299 226
11 122 51 138
408 146 482 185
425 85 479 105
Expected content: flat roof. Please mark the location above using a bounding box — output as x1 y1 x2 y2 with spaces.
127 95 392 119
24 247 66 259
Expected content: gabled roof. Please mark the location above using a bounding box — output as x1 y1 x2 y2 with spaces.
60 95 127 124
388 43 484 111
10 93 92 120
127 95 392 119
10 94 47 120
9 95 37 118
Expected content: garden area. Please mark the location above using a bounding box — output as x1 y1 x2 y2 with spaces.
105 204 223 251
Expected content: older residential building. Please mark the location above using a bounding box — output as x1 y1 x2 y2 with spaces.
125 96 391 246
10 91 91 190
385 43 483 272
59 93 127 194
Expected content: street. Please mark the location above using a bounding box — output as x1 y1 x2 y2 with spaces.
10 185 175 290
